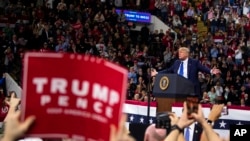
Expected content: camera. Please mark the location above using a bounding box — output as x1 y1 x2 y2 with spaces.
221 106 228 115
186 94 199 119
155 112 171 133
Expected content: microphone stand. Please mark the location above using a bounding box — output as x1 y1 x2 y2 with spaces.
146 57 153 125
147 86 151 125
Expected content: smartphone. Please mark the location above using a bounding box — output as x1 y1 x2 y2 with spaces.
221 106 228 115
186 95 199 119
155 112 171 131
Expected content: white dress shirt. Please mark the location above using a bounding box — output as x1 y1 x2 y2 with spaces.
184 122 195 141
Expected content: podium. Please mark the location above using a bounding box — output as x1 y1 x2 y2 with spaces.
153 74 194 112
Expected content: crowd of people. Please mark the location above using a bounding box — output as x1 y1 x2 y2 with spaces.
0 0 250 107
0 0 249 141
1 91 227 141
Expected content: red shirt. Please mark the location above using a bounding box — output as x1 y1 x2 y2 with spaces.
227 48 235 57
0 105 8 121
149 0 155 10
181 0 188 7
0 95 8 122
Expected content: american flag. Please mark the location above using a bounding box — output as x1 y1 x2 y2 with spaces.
123 100 156 128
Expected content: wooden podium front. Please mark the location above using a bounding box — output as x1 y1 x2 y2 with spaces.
156 97 186 112
153 74 194 113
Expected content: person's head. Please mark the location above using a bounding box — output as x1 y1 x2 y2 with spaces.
203 91 208 98
141 89 147 96
244 94 248 100
178 47 190 60
134 93 140 100
43 42 48 48
129 67 134 72
216 81 221 87
138 68 143 75
143 95 149 102
5 91 17 102
144 124 166 141
138 76 143 83
49 37 54 42
240 86 246 91
225 86 230 92
240 98 245 106
211 87 215 92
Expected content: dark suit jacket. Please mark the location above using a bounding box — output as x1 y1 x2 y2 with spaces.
193 123 203 141
159 58 211 97
182 123 202 141
40 30 53 43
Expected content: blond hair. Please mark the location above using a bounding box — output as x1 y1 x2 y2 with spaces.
178 47 190 53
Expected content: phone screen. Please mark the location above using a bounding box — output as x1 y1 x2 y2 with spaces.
221 106 228 115
186 95 199 118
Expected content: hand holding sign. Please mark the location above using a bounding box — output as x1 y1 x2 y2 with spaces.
4 92 20 122
5 92 19 109
21 53 128 140
110 114 135 141
2 111 35 141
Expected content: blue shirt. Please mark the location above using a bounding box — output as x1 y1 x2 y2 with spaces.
0 78 5 86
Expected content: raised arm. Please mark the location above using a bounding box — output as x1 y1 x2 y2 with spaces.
1 93 35 141
191 105 222 141
164 102 195 141
199 104 224 141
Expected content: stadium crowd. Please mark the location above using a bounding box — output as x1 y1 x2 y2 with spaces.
0 0 250 107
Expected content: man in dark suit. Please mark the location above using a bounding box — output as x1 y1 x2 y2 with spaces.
40 25 53 44
151 47 220 99
184 122 202 141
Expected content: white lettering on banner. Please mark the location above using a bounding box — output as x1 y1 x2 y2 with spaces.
93 102 114 118
92 84 108 103
109 90 119 106
45 107 108 123
125 14 135 18
91 113 107 123
41 95 51 106
92 83 120 106
93 102 102 113
71 80 89 96
105 106 113 118
32 77 121 119
64 109 91 118
51 78 67 94
58 96 69 107
76 98 88 109
33 78 48 93
46 108 63 114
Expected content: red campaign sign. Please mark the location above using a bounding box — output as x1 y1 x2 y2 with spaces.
21 53 128 141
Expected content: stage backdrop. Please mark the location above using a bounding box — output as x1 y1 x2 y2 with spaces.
124 100 250 139
123 100 157 129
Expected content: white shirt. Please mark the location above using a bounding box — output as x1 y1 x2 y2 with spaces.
214 86 223 96
18 138 43 141
184 123 195 141
115 0 123 7
178 58 188 79
235 49 243 59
